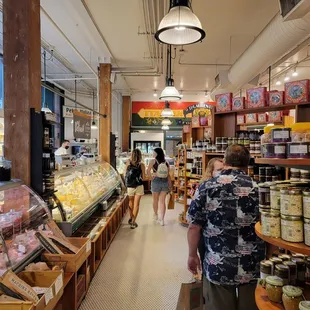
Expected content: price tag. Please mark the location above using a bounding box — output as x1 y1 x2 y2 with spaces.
44 287 54 305
86 240 91 253
54 274 63 295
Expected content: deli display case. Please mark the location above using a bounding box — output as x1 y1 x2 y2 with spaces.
52 161 124 236
0 181 51 275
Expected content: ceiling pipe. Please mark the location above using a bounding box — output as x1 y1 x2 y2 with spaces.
46 77 98 81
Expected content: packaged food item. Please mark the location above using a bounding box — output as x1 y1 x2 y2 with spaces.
259 183 271 206
287 142 310 159
281 215 303 242
270 257 283 266
279 254 291 262
258 113 268 123
269 111 283 122
282 285 303 310
299 301 310 310
269 91 285 106
191 116 200 127
285 79 310 104
300 170 310 181
280 188 303 216
275 264 290 285
237 115 245 125
271 127 291 143
291 123 310 142
304 218 310 246
260 260 273 279
291 258 306 286
303 191 310 218
261 143 286 159
232 97 245 111
271 184 290 210
290 168 301 181
207 115 212 127
283 261 297 285
246 113 257 124
265 276 284 303
247 87 267 108
261 209 280 238
215 93 232 112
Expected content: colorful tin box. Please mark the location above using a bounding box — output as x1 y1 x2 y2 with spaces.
258 113 268 123
268 111 282 122
246 87 267 108
232 97 245 111
269 91 285 106
207 115 212 127
215 93 232 112
285 79 310 104
246 113 257 124
237 115 245 125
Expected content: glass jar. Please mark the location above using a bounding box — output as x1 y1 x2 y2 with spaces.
266 276 284 303
304 218 310 246
282 285 303 310
291 168 301 181
279 254 292 262
266 167 275 176
306 258 310 284
248 166 254 177
299 301 310 310
300 169 310 182
260 260 273 279
303 191 310 218
280 188 303 216
259 183 271 207
291 258 306 286
275 264 290 285
284 261 297 285
270 257 283 266
281 215 303 243
261 210 281 238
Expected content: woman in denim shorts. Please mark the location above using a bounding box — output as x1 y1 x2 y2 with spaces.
147 148 171 226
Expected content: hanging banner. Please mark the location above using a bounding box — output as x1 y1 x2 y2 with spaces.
73 110 91 139
63 105 92 118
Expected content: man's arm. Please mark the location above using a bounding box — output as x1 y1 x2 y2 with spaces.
187 224 201 274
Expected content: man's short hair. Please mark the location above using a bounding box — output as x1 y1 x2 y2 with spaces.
224 144 250 168
62 140 70 144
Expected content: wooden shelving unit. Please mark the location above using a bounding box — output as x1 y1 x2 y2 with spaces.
255 158 310 169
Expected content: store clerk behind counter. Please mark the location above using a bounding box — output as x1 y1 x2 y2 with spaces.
55 140 70 156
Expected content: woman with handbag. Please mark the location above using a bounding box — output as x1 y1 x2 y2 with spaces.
124 149 146 229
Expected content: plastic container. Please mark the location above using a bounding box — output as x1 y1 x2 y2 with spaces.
261 143 286 159
281 215 303 243
287 142 310 159
291 122 310 142
282 285 303 310
261 209 280 238
280 188 303 216
272 127 291 143
266 276 284 303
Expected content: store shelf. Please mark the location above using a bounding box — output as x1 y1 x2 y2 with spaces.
205 152 225 156
255 222 310 256
237 122 283 127
255 158 310 169
187 174 203 180
192 125 211 129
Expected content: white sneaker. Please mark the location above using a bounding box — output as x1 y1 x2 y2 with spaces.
153 213 158 221
159 219 164 226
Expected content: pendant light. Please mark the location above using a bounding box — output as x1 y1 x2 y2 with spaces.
41 50 52 113
160 45 181 101
162 125 170 130
161 118 172 126
161 101 174 117
91 91 98 129
155 0 206 45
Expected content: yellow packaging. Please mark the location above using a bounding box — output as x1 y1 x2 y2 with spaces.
291 122 310 142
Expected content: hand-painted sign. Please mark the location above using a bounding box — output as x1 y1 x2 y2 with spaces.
63 105 92 118
73 110 91 139
132 101 212 127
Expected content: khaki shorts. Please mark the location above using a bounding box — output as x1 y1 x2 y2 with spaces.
127 185 144 197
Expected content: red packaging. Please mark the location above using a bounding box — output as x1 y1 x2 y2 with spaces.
257 113 268 123
232 97 245 111
269 91 285 106
246 87 267 108
215 93 232 112
246 113 257 124
268 111 282 122
237 115 245 125
285 79 310 104
183 125 190 133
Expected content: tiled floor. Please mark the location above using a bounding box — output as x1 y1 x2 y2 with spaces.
80 195 192 310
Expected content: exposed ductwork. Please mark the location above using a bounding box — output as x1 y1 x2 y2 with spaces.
212 11 310 96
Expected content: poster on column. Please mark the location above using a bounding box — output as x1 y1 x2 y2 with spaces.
73 110 91 139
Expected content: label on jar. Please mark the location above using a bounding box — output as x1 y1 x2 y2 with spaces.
290 145 308 154
304 223 310 246
303 197 310 218
274 131 290 140
281 219 303 242
274 145 286 154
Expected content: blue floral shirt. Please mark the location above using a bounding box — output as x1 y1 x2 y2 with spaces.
187 169 265 286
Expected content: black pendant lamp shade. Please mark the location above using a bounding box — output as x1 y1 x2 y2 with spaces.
155 0 206 45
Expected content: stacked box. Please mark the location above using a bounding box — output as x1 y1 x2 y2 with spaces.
215 93 232 112
285 79 310 104
268 111 282 122
232 97 245 111
269 91 285 106
258 113 268 123
246 87 267 108
246 113 257 124
191 116 200 127
237 115 245 125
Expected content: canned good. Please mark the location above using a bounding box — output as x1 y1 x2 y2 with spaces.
280 188 303 216
281 215 303 243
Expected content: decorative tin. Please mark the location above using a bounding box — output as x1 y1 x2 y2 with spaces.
232 97 245 111
207 115 212 127
191 116 200 127
246 113 257 124
246 87 267 108
285 79 310 104
268 111 282 122
215 93 232 112
237 114 245 125
258 113 268 123
269 91 285 106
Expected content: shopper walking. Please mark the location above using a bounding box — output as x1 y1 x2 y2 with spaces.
124 149 146 229
147 147 171 226
187 145 265 310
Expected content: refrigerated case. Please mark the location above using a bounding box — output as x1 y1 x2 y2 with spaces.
0 181 51 275
133 141 161 153
52 161 124 236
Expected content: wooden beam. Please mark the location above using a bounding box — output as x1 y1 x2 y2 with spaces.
3 0 41 185
122 96 131 151
99 63 112 162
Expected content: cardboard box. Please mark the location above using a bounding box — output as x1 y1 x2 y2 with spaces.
285 79 310 104
237 115 245 125
42 238 91 273
246 113 257 124
269 91 284 106
257 113 268 123
232 97 245 111
0 271 63 310
215 93 232 112
268 111 282 122
246 87 267 108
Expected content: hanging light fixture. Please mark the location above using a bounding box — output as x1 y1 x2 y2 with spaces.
276 80 281 86
162 125 170 130
41 50 52 113
155 0 206 45
292 67 299 77
162 118 172 126
153 90 158 97
284 74 290 82
91 91 98 130
161 101 174 117
160 45 181 101
180 91 184 98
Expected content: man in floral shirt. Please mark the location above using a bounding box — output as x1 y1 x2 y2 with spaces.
187 145 265 310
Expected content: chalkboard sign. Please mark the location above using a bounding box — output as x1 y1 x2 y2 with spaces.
73 110 91 139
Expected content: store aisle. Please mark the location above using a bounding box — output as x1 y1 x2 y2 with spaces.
80 195 192 310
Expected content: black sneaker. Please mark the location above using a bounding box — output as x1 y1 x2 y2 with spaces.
130 223 136 229
133 222 138 228
128 218 132 224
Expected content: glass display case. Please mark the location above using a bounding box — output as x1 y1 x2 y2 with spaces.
52 161 123 236
0 181 51 275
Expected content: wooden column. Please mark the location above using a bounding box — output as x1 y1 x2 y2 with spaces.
99 63 112 163
122 96 131 152
3 0 41 184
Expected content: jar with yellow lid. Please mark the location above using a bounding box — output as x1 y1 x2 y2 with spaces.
266 276 284 303
300 301 310 310
282 285 303 310
291 122 310 142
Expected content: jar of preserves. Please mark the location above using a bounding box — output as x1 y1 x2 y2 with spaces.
282 285 303 310
299 301 310 310
275 264 290 285
261 210 280 238
279 254 292 262
266 167 275 176
266 276 284 303
271 185 281 210
284 261 297 285
260 260 273 279
280 188 303 216
291 168 301 181
291 258 306 286
304 218 310 246
259 183 271 207
281 215 303 243
303 191 310 218
270 257 283 266
300 169 310 182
